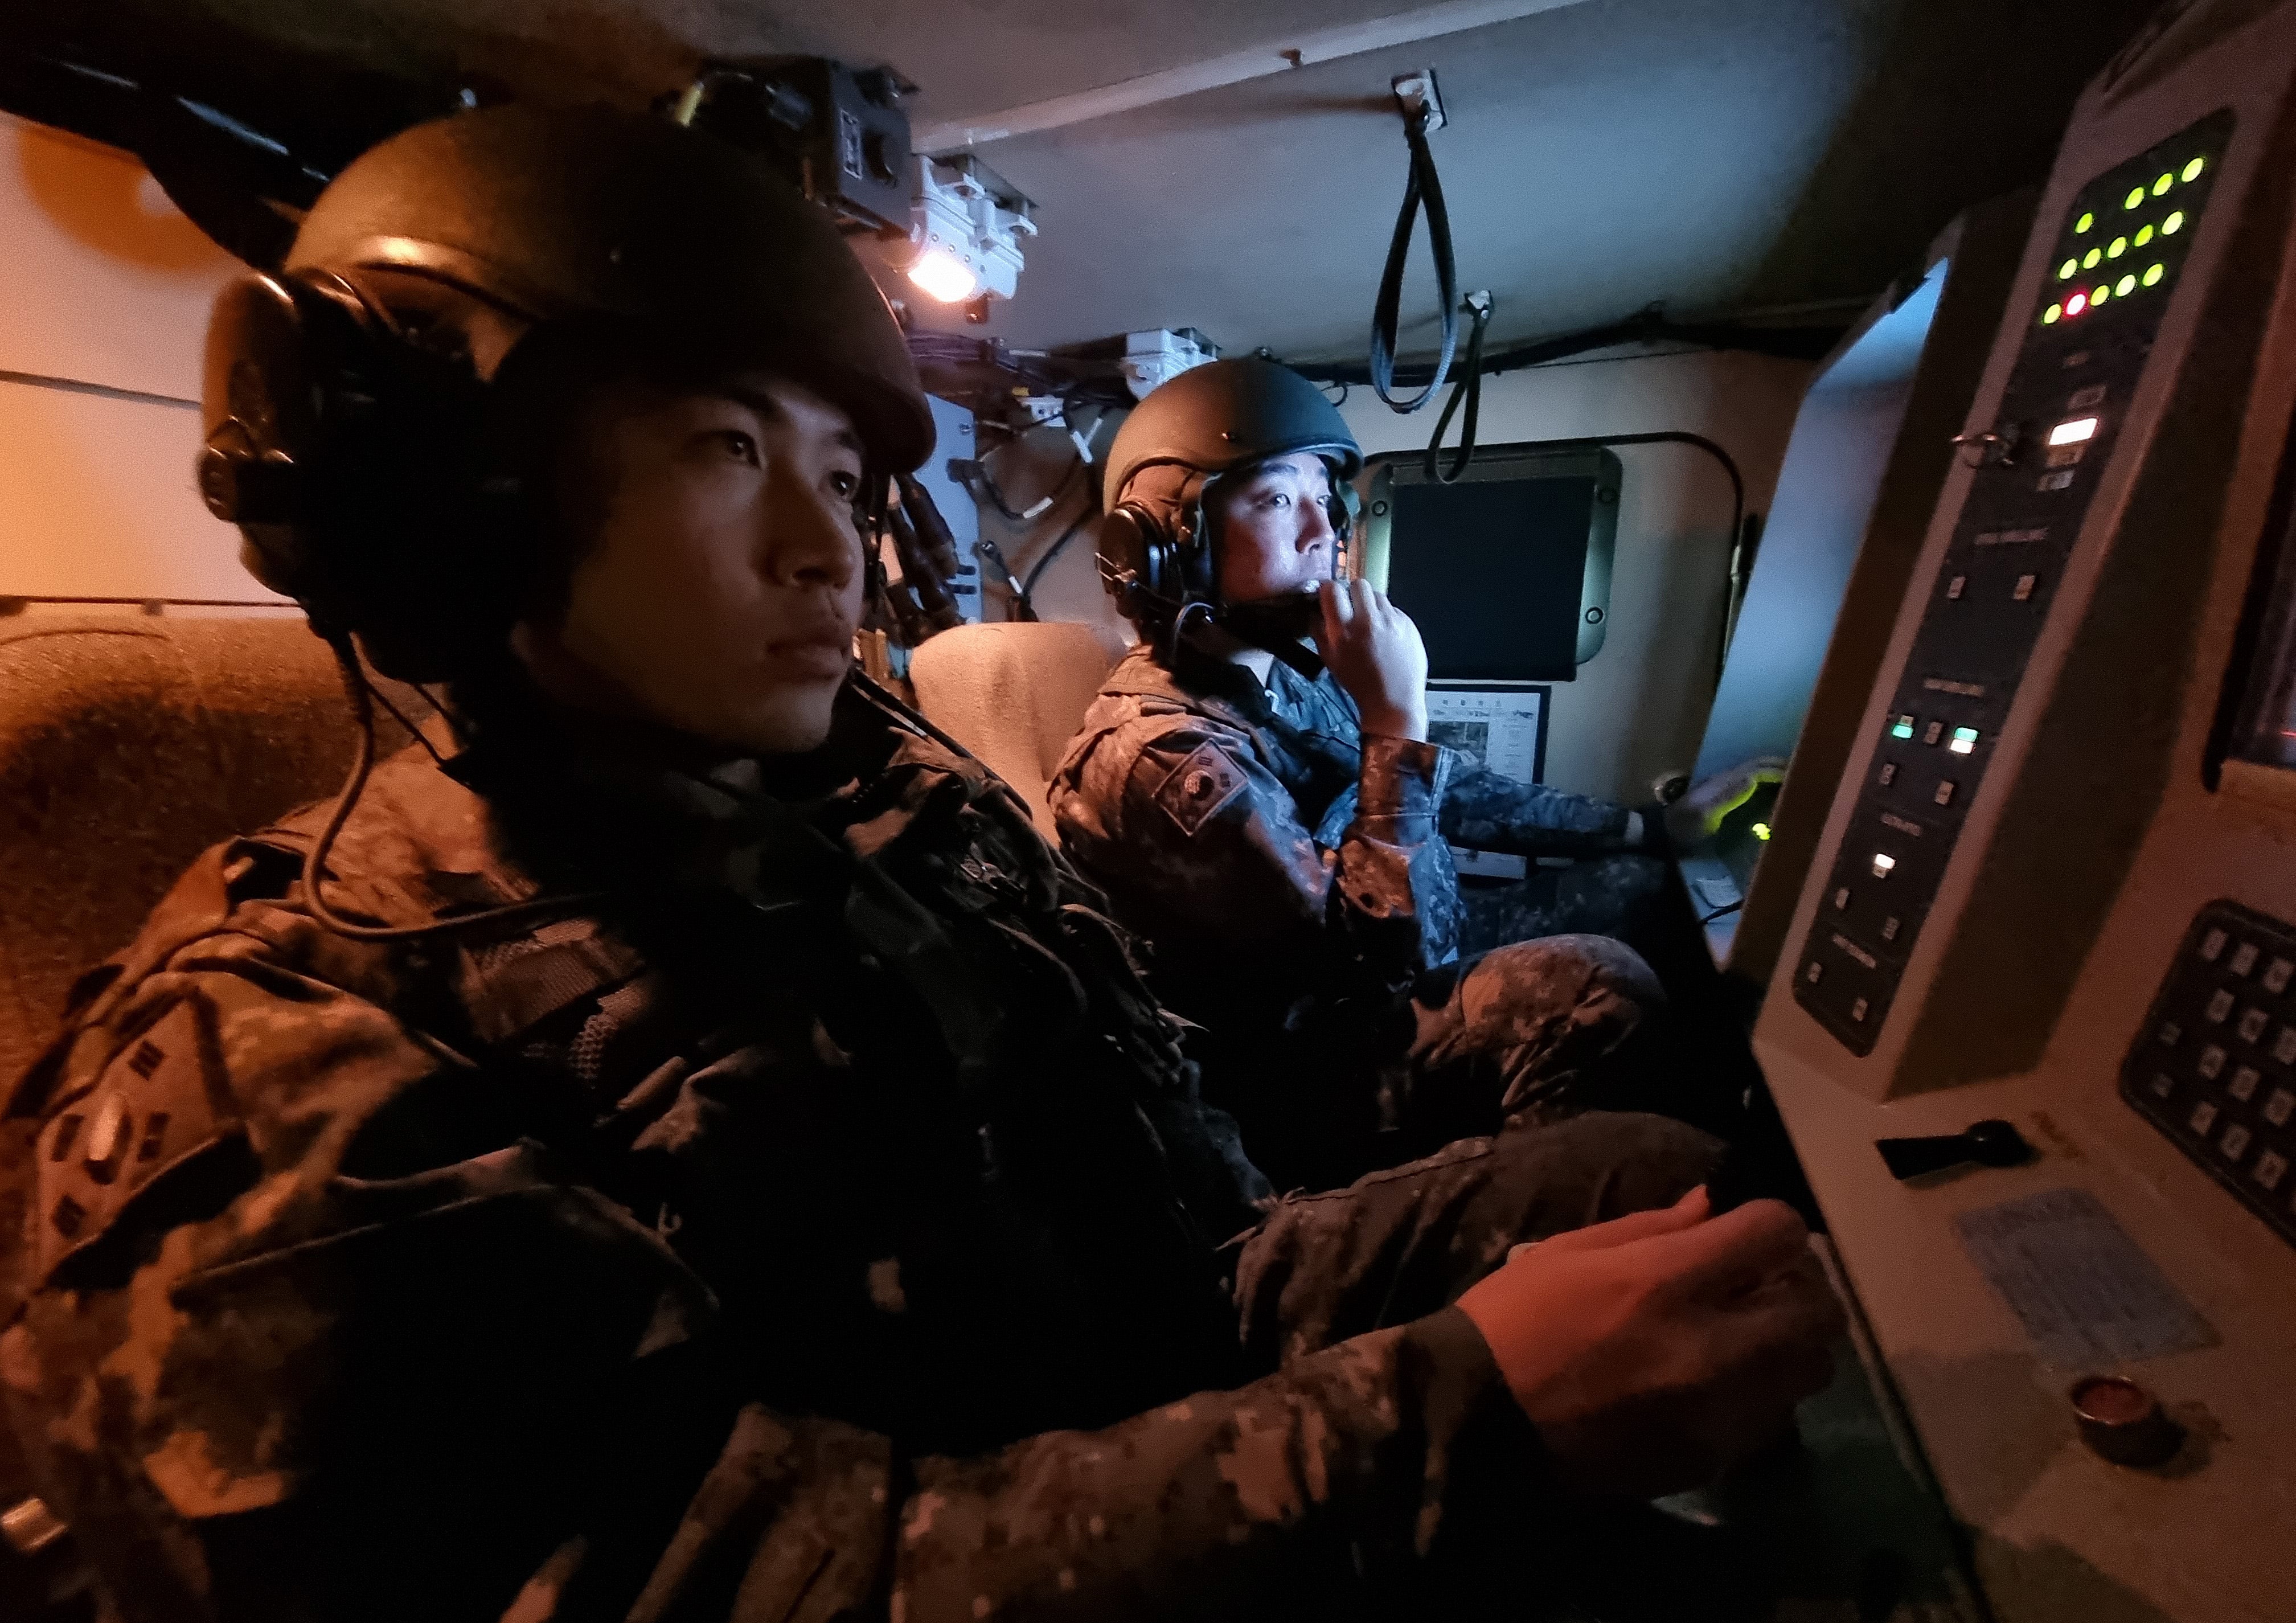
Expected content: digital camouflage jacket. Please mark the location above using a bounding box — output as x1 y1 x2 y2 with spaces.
0 676 1537 1623
1047 645 1644 1063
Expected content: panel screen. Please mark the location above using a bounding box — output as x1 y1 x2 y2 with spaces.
2228 412 2296 773
1387 476 1594 683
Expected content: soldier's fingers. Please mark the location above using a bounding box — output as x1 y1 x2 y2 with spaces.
1642 1198 1811 1301
1314 579 1344 653
1527 1186 1711 1257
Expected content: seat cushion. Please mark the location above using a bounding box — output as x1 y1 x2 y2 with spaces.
909 621 1126 837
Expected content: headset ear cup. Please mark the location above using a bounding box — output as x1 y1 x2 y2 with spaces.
1097 503 1176 618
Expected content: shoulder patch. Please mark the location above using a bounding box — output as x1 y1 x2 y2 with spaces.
1153 741 1249 838
34 994 244 1284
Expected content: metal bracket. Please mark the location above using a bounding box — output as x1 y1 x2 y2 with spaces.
1391 68 1446 134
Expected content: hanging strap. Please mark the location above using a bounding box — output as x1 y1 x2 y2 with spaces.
1367 105 1459 415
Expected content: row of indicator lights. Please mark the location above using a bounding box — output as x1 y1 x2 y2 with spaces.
2044 264 2168 323
2069 154 2207 236
2060 212 2183 277
1889 716 1980 753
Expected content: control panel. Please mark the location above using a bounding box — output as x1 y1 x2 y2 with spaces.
1794 110 2235 1053
2122 901 2296 1249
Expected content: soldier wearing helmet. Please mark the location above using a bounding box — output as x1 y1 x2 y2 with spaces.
1052 359 1776 1190
1 108 1836 1622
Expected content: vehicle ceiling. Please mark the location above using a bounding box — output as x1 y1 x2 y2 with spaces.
5 0 2164 366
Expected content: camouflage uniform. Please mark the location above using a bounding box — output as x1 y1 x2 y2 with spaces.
1 673 1716 1623
1049 645 1682 1190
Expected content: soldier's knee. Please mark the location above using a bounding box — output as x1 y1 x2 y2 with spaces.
1465 933 1665 1033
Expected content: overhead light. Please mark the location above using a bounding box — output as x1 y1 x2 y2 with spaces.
907 152 1036 306
907 245 980 303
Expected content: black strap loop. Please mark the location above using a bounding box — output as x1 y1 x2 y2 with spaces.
1425 291 1494 483
1367 108 1459 415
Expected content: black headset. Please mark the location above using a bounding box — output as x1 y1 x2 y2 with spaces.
196 268 538 685
1095 460 1355 629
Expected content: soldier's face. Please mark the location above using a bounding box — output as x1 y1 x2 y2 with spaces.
535 370 869 755
1212 453 1338 603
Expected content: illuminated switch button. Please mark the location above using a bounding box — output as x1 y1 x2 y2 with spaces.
2197 1044 2227 1079
1934 780 1957 806
1871 853 1897 879
2229 1066 2261 1103
2275 1027 2296 1065
1948 575 1967 600
2189 1100 2220 1135
2158 1020 2183 1046
2200 927 2228 961
2150 1071 2176 1097
2231 942 2260 976
1881 916 1902 942
2268 1088 2296 1128
1891 714 1916 740
1878 763 1898 786
2256 1149 2290 1191
1850 997 1870 1023
1805 961 1824 985
2221 1123 2252 1162
1949 727 1979 755
2205 989 2235 1023
1922 721 1945 745
2266 958 2293 994
2013 573 2039 601
1834 887 1851 910
2238 1007 2270 1043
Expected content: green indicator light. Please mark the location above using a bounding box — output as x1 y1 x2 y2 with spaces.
2143 263 2164 286
2154 173 2174 196
1751 822 1772 842
2083 247 2102 268
1891 716 1915 740
2125 186 2147 210
2108 236 2127 259
2057 258 2077 279
2135 224 2154 247
2075 211 2094 233
2164 210 2186 234
2183 157 2205 183
2093 284 2112 306
1950 727 1980 755
2117 274 2136 297
2043 303 2063 324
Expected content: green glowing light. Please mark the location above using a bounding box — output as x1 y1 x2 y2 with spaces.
2093 284 2112 306
2164 210 2186 234
2125 186 2147 210
2075 211 2095 233
2143 263 2164 286
1950 727 1980 755
2043 303 2063 324
2117 274 2136 297
2154 173 2174 196
2108 236 2127 259
2183 157 2205 182
2083 247 2102 269
2057 258 2077 279
1891 716 1915 740
2135 224 2154 247
1752 822 1772 842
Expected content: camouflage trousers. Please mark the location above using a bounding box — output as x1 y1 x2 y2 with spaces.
1225 1109 1724 1617
1217 933 1667 1195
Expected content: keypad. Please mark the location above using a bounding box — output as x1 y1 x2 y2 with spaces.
2122 901 2296 1250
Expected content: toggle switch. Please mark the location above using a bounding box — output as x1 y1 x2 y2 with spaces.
1875 1118 2033 1180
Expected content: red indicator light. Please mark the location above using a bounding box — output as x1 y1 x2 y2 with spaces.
2067 292 2089 315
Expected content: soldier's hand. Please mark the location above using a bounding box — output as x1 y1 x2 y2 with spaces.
1456 1187 1840 1499
1315 579 1429 741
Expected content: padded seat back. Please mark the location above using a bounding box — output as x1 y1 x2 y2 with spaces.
908 621 1125 838
0 616 395 1086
